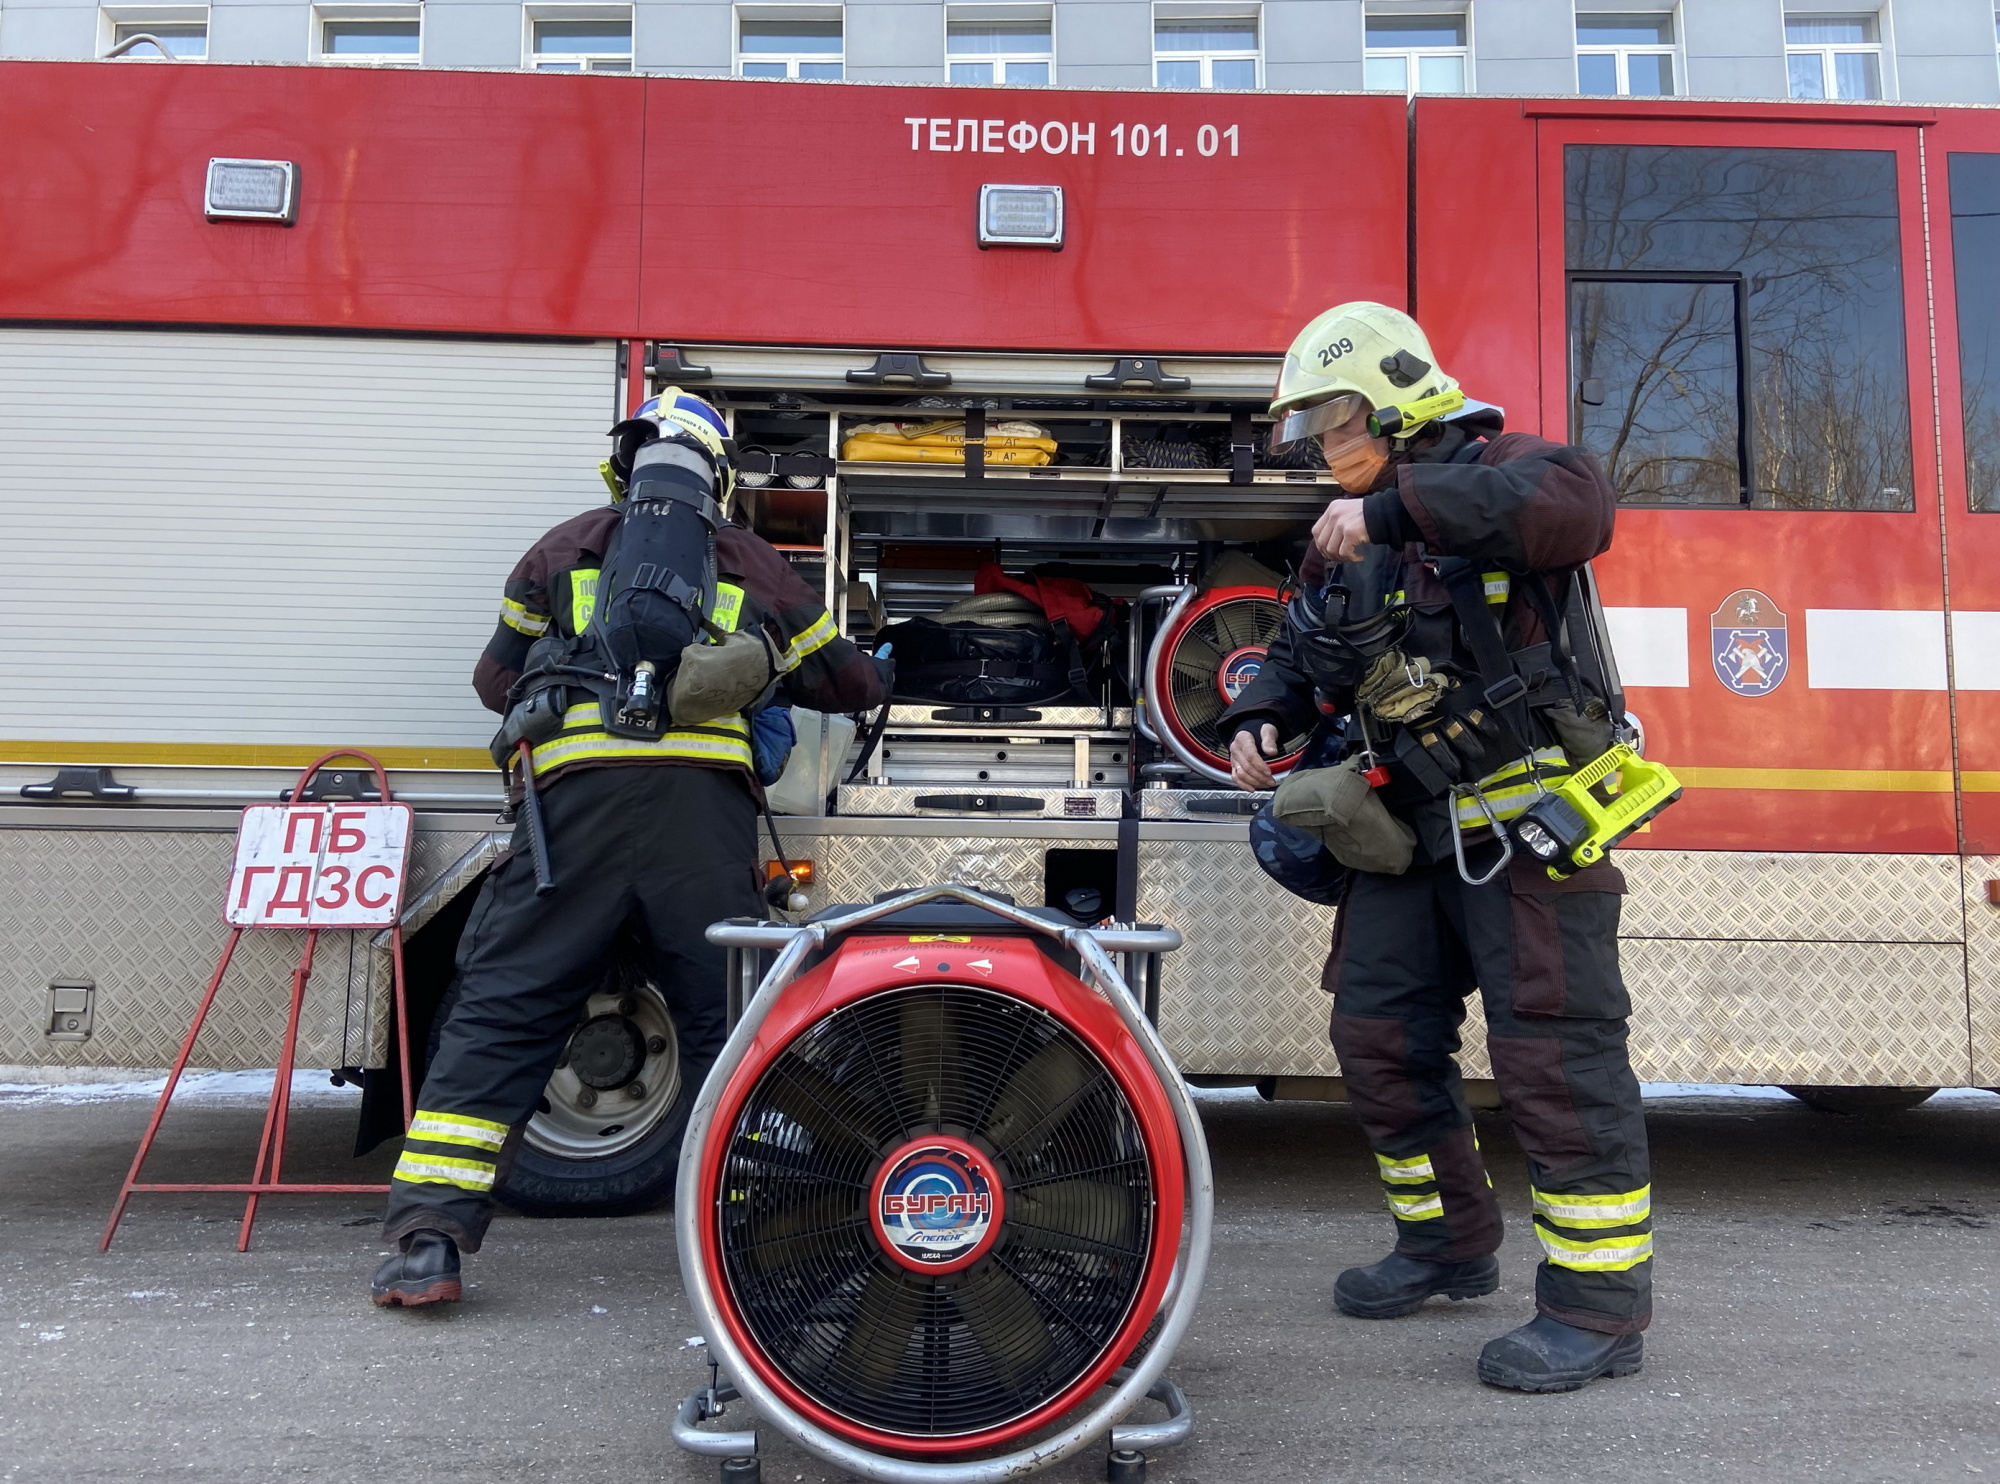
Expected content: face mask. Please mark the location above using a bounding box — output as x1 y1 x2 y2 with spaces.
1323 431 1391 494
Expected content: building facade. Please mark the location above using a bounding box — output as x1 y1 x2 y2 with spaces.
2 0 1999 104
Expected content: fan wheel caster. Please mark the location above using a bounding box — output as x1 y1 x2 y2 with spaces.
1107 1447 1147 1483
719 1456 760 1484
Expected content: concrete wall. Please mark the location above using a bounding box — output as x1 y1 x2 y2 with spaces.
1681 0 1788 98
847 0 941 82
1891 0 2000 103
1470 0 1572 94
0 0 99 58
208 0 307 62
1053 0 1148 89
1265 0 1360 93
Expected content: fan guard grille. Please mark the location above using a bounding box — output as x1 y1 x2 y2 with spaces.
1161 593 1312 766
717 984 1156 1439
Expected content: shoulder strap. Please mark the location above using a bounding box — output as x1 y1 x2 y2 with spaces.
1437 557 1534 760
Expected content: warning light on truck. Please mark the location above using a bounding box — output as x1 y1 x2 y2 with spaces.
978 184 1063 249
204 158 300 225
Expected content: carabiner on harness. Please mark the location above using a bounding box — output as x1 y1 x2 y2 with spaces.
1448 781 1514 887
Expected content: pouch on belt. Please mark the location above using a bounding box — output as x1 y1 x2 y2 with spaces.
667 629 783 727
1271 756 1417 876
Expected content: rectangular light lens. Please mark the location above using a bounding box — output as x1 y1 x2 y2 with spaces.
204 159 299 224
979 184 1063 247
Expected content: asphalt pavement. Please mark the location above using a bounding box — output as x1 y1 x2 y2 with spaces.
3 1075 1997 1484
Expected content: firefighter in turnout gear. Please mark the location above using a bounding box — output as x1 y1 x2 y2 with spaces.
1224 303 1653 1392
370 391 888 1307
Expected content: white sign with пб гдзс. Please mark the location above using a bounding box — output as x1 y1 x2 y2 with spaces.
225 804 413 928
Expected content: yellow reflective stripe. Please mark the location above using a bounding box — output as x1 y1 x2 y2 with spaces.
1375 1152 1437 1185
1532 1185 1651 1229
1386 1190 1445 1221
782 611 839 668
409 1111 508 1152
1534 1224 1654 1271
392 1151 496 1192
1453 748 1571 827
569 570 600 632
530 730 754 774
711 583 745 633
1483 571 1510 604
500 597 551 637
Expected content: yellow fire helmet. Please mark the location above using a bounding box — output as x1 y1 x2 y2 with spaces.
1270 301 1471 453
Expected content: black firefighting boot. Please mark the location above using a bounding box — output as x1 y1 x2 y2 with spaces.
369 1229 462 1308
1477 1314 1643 1392
1333 1252 1500 1319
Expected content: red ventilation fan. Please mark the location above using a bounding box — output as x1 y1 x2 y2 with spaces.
673 887 1210 1484
1146 584 1312 785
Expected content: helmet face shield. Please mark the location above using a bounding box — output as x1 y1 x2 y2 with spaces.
1269 392 1368 455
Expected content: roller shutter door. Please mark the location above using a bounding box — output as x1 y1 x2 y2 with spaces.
0 327 617 765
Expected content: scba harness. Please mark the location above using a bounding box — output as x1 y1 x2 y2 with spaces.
491 424 787 775
1290 550 1678 883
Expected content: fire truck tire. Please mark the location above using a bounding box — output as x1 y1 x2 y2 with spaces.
496 1082 692 1216
1778 1085 1938 1114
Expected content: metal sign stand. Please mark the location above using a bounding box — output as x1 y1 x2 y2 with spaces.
101 750 416 1252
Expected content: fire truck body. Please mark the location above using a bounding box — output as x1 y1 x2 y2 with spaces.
2 65 1995 1159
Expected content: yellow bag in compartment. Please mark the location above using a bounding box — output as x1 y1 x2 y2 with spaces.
841 418 1057 466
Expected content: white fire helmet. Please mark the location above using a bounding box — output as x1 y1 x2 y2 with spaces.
1269 302 1481 454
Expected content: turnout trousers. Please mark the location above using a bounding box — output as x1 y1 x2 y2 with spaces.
382 763 762 1250
1326 853 1653 1334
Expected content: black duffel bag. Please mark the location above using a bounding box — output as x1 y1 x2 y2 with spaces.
879 617 1088 705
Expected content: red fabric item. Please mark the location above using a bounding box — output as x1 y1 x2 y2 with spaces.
972 563 1108 641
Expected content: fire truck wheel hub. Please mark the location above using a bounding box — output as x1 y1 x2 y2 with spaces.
868 1134 1005 1276
526 986 682 1160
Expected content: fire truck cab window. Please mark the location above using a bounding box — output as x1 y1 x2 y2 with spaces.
1566 144 1913 511
1949 153 2000 512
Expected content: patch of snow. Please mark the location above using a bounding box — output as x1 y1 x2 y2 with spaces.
0 1069 361 1105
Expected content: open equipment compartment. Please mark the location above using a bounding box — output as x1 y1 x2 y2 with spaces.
659 340 1332 818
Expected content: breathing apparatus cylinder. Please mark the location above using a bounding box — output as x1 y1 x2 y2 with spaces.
593 436 721 737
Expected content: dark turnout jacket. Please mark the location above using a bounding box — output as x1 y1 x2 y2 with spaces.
1223 421 1617 860
475 510 887 788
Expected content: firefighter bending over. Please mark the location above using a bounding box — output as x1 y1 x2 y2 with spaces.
1224 304 1653 1392
369 391 888 1306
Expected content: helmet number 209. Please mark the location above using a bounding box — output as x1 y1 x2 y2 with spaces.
1317 338 1356 367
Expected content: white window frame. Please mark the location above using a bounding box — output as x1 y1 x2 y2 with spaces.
736 3 844 80
944 3 1054 86
524 3 635 71
1361 6 1471 96
1574 8 1680 96
1784 9 1890 99
1152 3 1262 91
100 4 209 58
311 3 423 66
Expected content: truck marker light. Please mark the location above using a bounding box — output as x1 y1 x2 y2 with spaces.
204 159 300 225
979 184 1064 248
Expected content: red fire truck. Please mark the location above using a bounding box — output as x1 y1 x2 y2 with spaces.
1 62 1993 1210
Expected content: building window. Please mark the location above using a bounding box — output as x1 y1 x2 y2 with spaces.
738 6 843 79
1785 12 1884 99
1576 11 1676 96
529 9 634 70
1153 10 1259 90
946 6 1052 85
1363 11 1467 95
103 6 208 57
315 7 421 63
